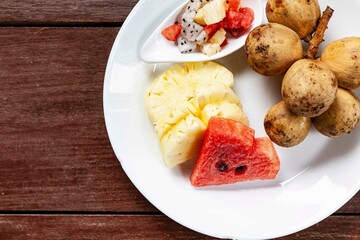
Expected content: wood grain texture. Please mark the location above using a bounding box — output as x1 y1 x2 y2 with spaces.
0 0 138 24
0 27 155 212
0 27 359 213
0 0 358 238
0 215 358 239
338 192 360 214
0 27 358 239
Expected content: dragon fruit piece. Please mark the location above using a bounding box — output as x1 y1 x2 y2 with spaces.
200 0 211 7
181 0 202 19
177 36 197 53
185 0 202 11
182 9 197 20
181 19 203 41
195 30 209 44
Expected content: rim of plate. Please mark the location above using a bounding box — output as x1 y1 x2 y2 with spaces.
103 0 360 239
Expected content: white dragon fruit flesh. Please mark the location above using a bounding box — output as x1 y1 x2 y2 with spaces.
182 0 202 19
195 29 209 44
177 36 197 53
181 19 203 42
200 0 211 7
175 0 212 54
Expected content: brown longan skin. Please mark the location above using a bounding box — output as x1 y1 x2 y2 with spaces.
312 88 360 138
264 101 311 147
281 59 338 118
266 0 321 39
245 23 303 76
321 37 360 90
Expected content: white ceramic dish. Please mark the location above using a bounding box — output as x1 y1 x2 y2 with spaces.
140 0 263 63
103 0 360 239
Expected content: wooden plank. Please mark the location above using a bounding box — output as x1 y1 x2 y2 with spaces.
0 27 155 212
0 215 358 239
0 27 358 214
337 192 359 214
279 216 360 240
0 0 138 24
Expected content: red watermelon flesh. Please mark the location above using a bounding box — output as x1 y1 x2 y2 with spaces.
228 0 241 11
203 23 220 37
219 7 254 30
190 117 280 187
161 23 182 41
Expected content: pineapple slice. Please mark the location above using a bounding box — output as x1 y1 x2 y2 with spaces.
194 81 240 109
198 0 227 25
200 43 222 56
146 61 248 167
154 81 241 140
208 28 227 45
199 28 227 56
161 115 206 168
201 101 249 126
146 62 234 122
194 8 206 25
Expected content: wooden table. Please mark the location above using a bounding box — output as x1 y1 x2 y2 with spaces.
0 1 359 239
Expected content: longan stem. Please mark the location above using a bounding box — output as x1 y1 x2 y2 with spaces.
305 6 334 59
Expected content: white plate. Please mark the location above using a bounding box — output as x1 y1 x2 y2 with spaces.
140 0 263 63
103 0 360 239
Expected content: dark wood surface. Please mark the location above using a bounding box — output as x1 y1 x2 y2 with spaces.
0 0 138 24
0 1 358 239
0 215 359 239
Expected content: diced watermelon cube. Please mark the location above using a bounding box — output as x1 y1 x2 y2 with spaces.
162 23 182 41
190 117 280 187
220 38 228 47
228 0 241 11
203 23 220 37
239 7 255 29
219 7 254 30
227 28 245 37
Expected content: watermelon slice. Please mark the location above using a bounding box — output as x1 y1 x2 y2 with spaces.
190 117 280 187
161 23 182 41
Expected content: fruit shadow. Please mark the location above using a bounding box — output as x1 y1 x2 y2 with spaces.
309 125 360 169
198 178 283 191
305 89 360 167
234 48 250 74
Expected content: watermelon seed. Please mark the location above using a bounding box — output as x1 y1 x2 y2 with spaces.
215 161 228 172
235 166 246 174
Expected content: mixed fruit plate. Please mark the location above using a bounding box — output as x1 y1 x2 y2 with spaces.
104 0 360 238
140 0 262 62
161 0 255 55
146 0 360 187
